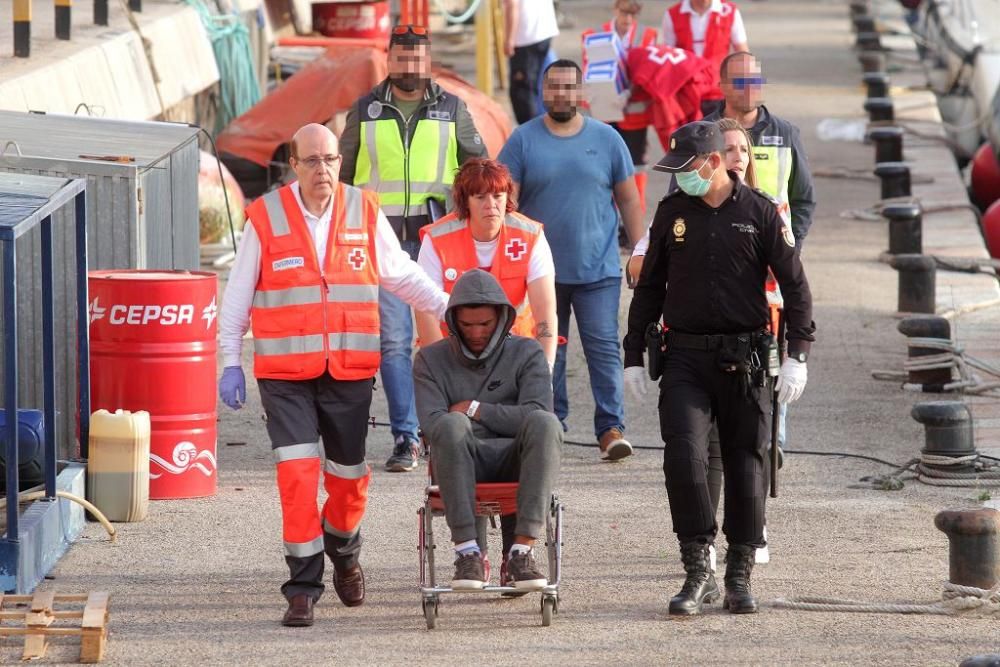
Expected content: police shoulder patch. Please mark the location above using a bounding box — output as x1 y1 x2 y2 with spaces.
782 224 796 248
751 187 780 205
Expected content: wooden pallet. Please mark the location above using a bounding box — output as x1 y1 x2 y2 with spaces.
0 591 109 663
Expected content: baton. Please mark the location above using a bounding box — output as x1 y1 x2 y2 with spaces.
770 307 785 499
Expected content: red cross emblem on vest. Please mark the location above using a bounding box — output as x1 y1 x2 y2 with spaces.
348 247 366 271
504 238 527 262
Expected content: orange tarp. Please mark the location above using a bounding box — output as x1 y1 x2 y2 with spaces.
216 41 513 167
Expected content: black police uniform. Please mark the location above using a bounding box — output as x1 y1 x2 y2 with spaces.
623 174 814 549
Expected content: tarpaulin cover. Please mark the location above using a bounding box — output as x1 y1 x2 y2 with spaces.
216 41 512 167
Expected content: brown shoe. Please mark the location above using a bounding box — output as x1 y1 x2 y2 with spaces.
333 564 365 607
598 428 633 461
282 594 314 627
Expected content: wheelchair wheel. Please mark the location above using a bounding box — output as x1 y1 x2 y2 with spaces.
541 594 556 627
423 596 439 630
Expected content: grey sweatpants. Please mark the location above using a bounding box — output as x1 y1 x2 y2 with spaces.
429 410 562 544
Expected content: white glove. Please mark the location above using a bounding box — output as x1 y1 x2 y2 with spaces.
775 358 807 404
624 366 650 399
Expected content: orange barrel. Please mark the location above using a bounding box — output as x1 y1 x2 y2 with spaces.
312 1 391 41
88 270 218 499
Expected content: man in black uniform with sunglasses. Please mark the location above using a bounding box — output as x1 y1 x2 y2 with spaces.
623 120 814 616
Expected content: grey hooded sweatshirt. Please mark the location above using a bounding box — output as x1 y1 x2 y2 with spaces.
413 269 553 441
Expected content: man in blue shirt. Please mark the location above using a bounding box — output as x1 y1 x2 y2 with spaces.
499 59 645 461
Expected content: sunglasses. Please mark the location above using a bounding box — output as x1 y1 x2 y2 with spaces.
731 77 766 90
392 25 429 36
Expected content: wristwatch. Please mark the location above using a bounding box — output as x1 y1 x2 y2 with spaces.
791 351 807 363
466 400 480 419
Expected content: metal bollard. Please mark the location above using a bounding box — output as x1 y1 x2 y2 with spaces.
868 126 904 163
849 0 871 19
874 161 910 199
912 401 975 463
934 507 1000 590
882 202 922 255
853 15 876 34
890 253 935 313
858 50 887 73
897 315 951 388
864 97 894 123
855 31 882 51
863 72 889 99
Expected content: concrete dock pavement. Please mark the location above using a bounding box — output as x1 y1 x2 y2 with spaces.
21 1 1000 664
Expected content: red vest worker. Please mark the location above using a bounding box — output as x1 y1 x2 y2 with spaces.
218 124 449 628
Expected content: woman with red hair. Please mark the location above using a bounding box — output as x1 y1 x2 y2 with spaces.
415 158 557 368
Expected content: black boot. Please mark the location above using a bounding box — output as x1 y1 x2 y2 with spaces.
723 544 758 614
668 542 720 616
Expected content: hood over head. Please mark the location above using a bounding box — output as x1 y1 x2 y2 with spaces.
444 269 517 365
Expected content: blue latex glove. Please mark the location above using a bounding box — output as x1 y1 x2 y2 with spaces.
219 366 246 410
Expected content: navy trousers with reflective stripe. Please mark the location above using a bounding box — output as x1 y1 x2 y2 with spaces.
259 374 372 601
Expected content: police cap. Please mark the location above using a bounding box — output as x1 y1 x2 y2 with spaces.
653 121 725 173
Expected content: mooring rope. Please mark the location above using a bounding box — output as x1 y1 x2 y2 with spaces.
774 582 1000 615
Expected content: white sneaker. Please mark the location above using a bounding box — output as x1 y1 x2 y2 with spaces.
755 527 770 564
708 544 717 573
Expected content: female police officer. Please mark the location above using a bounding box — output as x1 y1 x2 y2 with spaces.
622 120 814 616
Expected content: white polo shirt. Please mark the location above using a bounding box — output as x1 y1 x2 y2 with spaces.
510 0 559 48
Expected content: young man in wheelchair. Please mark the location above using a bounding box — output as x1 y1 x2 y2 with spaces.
413 269 563 590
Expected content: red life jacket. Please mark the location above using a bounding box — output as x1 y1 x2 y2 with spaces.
668 1 738 100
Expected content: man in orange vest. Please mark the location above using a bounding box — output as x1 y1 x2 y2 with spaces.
218 124 449 627
582 1 660 213
414 158 557 369
661 0 749 116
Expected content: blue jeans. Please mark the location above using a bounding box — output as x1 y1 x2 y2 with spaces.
553 277 626 438
378 240 420 442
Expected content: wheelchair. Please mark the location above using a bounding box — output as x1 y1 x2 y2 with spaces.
417 472 563 628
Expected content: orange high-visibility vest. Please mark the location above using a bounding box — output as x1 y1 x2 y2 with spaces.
669 0 737 100
246 182 381 381
421 212 543 338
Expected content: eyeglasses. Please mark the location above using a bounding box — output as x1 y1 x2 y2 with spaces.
392 25 428 36
731 77 766 90
296 155 342 169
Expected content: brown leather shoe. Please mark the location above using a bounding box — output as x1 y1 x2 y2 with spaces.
333 564 365 607
282 594 314 627
598 428 633 461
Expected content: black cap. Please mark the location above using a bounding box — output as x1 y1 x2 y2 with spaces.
653 121 725 173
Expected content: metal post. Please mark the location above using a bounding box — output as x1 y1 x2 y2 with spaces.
14 0 31 58
3 241 20 541
40 217 57 499
934 508 1000 590
75 191 90 458
882 202 922 255
55 0 70 40
475 0 494 95
869 126 904 163
863 72 889 99
890 253 936 314
874 161 911 200
94 0 107 25
897 315 952 389
128 0 140 11
864 97 894 123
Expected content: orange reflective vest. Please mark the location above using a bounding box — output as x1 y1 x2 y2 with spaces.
420 212 543 338
669 0 737 100
246 183 382 381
